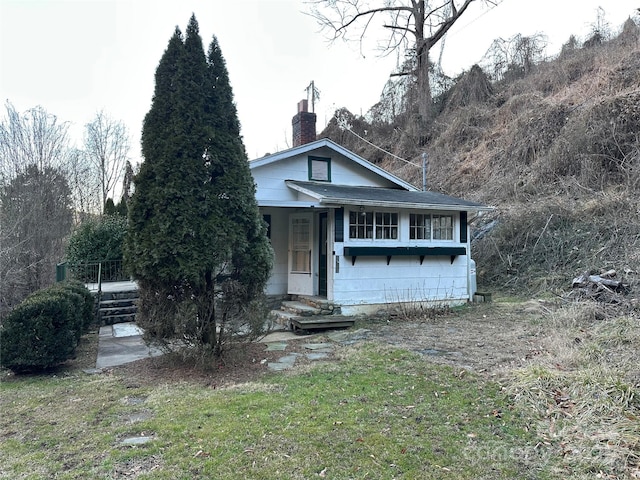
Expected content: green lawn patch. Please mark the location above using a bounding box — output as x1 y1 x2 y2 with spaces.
1 343 548 479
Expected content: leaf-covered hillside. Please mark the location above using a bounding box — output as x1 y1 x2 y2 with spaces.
321 18 640 294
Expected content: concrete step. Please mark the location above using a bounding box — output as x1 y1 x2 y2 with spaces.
100 291 139 301
291 295 337 314
99 306 137 317
101 313 137 325
99 298 138 309
281 300 321 317
97 289 138 323
269 310 301 329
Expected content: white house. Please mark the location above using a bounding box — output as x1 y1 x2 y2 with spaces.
250 101 492 315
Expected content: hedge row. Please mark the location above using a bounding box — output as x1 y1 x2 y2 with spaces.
0 281 95 373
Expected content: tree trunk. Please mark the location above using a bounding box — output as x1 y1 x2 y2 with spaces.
415 1 431 125
416 49 432 124
197 289 217 350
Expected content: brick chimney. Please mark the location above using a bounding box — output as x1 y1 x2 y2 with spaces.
292 99 316 146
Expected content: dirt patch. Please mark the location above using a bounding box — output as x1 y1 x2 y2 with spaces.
71 299 553 387
110 342 293 388
369 300 552 376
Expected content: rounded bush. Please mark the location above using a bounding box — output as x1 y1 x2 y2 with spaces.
52 281 95 331
46 289 84 344
0 284 92 373
66 215 127 264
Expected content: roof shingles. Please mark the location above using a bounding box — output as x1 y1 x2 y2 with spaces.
286 180 491 211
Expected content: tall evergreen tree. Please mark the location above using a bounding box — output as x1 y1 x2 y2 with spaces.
125 15 272 357
202 35 273 354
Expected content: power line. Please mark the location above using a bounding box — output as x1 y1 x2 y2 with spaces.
337 117 430 191
337 115 421 169
445 0 506 39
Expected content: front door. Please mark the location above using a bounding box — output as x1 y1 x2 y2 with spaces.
288 213 314 295
318 212 328 296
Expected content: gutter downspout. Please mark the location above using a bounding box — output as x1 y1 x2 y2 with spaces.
466 211 486 301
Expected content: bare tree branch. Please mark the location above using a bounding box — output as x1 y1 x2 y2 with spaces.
0 103 73 316
306 0 498 123
84 110 131 212
0 101 69 181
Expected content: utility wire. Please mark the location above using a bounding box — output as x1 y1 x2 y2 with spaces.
445 0 506 39
333 2 512 174
337 117 421 169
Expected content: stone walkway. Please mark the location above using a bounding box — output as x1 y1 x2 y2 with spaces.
95 322 374 372
96 323 164 370
265 341 334 371
264 329 373 371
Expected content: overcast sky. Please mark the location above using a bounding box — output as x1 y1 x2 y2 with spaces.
1 0 637 162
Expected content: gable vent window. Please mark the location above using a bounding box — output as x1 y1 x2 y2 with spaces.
308 156 331 182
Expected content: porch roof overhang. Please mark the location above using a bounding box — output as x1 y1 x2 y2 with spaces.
285 180 494 213
256 200 323 208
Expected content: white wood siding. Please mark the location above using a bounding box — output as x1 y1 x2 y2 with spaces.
252 148 400 204
252 157 305 203
332 209 470 310
262 208 289 295
251 142 476 311
332 256 469 307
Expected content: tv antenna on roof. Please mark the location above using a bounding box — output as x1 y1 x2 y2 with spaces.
305 80 320 113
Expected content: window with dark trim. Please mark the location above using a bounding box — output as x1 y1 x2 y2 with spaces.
410 213 454 241
349 210 398 240
375 212 398 239
262 214 271 239
432 214 454 240
308 156 331 182
409 213 431 240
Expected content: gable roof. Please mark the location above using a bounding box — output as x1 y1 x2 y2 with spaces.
249 137 417 191
286 180 492 212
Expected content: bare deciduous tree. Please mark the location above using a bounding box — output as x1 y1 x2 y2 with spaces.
65 148 102 221
586 6 611 45
0 102 69 181
306 0 496 124
84 110 130 212
482 33 548 81
0 103 73 316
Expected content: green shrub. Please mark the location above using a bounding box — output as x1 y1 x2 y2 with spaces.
0 283 93 373
52 281 95 331
66 215 127 264
65 215 128 282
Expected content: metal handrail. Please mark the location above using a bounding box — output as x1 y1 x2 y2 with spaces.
97 262 103 301
56 259 127 284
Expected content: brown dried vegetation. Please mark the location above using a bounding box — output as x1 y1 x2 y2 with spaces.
322 18 640 294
